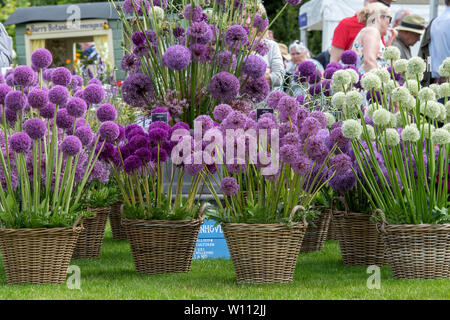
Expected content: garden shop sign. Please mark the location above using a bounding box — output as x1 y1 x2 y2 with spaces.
27 21 106 34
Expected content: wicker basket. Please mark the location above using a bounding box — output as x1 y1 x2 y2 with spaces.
109 202 127 240
0 217 83 285
122 205 206 275
72 207 109 259
332 198 387 266
222 206 308 284
326 217 339 241
375 210 450 279
300 209 332 253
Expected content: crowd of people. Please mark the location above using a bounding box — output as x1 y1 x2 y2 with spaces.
261 0 449 96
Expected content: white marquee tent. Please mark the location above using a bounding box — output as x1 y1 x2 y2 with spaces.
298 0 447 56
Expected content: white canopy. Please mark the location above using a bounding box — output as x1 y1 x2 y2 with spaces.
298 0 447 56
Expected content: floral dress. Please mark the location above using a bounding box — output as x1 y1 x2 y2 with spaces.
351 28 388 74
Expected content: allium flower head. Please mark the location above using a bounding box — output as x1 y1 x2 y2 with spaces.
280 144 300 165
48 85 69 105
23 118 46 140
40 103 55 119
384 128 400 146
418 87 436 102
391 86 411 103
402 124 420 142
421 101 441 120
61 136 82 156
123 155 142 173
221 111 247 130
0 84 11 105
209 72 239 102
253 13 269 32
298 61 316 78
431 128 450 145
51 67 72 87
345 90 362 107
383 46 401 61
242 55 267 78
66 97 87 118
240 76 270 103
56 108 75 129
10 132 31 153
216 50 236 70
31 48 52 69
213 104 233 122
75 126 93 146
5 91 27 112
121 53 141 73
324 112 335 127
394 59 408 74
332 69 352 88
97 103 117 122
99 121 120 142
187 21 212 44
267 91 287 109
341 50 357 65
225 24 248 49
372 108 391 126
148 128 169 143
13 66 35 87
360 72 381 91
406 57 426 75
341 119 362 139
184 4 203 22
220 177 239 196
83 84 104 105
122 73 155 108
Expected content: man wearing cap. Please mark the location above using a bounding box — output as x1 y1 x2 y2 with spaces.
330 0 397 63
393 14 425 60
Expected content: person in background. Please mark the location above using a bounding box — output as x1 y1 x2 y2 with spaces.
285 41 323 96
81 42 98 63
278 43 291 69
329 0 396 63
392 9 411 28
393 14 425 60
429 0 450 83
0 22 13 68
243 2 284 91
351 3 393 73
315 47 331 70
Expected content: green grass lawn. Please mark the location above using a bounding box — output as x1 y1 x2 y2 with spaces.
1 222 449 300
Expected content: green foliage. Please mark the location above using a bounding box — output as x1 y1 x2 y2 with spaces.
264 0 301 46
86 186 120 209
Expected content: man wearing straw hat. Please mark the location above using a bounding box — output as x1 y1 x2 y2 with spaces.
393 14 425 60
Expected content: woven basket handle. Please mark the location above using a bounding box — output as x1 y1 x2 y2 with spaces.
290 205 307 226
198 203 207 219
331 196 349 217
372 209 388 234
72 215 84 232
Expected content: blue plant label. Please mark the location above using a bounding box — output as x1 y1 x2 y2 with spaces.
198 219 224 239
151 113 168 123
193 238 229 260
256 108 274 120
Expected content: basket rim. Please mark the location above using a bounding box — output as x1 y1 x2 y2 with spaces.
0 226 82 234
222 221 307 229
383 223 450 231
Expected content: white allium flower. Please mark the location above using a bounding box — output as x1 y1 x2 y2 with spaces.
407 57 426 75
361 72 381 91
407 80 420 96
384 128 400 146
347 69 359 84
372 68 390 83
384 46 401 61
439 83 450 98
405 95 417 111
418 87 436 102
394 59 408 74
331 92 346 108
429 84 441 97
365 103 376 118
324 112 336 127
446 101 450 118
442 123 450 134
332 70 352 88
422 123 436 138
439 57 450 77
420 101 441 120
150 6 165 20
391 86 410 102
384 80 395 95
364 125 376 141
331 80 345 93
438 103 447 121
342 119 363 139
372 108 391 126
432 128 450 145
402 124 420 142
389 112 398 127
405 70 424 81
346 90 363 106
344 104 360 117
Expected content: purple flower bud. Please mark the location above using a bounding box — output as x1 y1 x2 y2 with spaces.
23 118 46 140
123 155 142 173
56 108 75 129
99 121 120 142
40 103 56 119
31 48 53 69
14 66 35 87
66 97 87 118
52 67 72 87
0 84 12 105
28 87 48 109
83 84 104 105
75 126 94 146
220 177 239 196
48 85 69 105
5 91 27 112
96 103 117 122
10 132 31 153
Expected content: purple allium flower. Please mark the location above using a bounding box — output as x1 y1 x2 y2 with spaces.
341 50 358 65
134 147 152 163
121 53 141 74
187 21 212 44
66 97 87 118
225 24 248 49
88 78 102 87
324 67 337 80
123 0 149 16
366 90 382 105
162 45 191 71
99 121 120 142
209 72 240 102
387 66 402 81
48 85 69 105
148 128 169 143
310 111 328 129
122 73 155 108
184 4 203 22
240 76 270 103
0 84 11 105
149 121 171 134
226 158 247 174
23 118 46 140
328 62 343 70
31 48 52 69
330 126 351 149
173 26 185 38
97 103 117 122
190 43 210 62
124 155 142 173
43 68 54 82
13 66 35 87
5 91 27 112
5 74 15 87
61 136 82 156
280 144 300 165
195 115 215 131
281 132 301 146
83 84 104 105
4 108 18 124
329 169 356 193
292 155 312 175
129 134 149 152
267 91 287 109
278 96 299 121
305 135 328 163
286 0 302 5
216 50 237 70
171 121 190 132
75 126 93 146
125 124 144 138
38 103 54 119
71 75 83 89
299 116 321 140
51 67 72 87
220 177 239 195
56 109 75 129
10 132 31 154
253 14 269 32
221 111 247 130
213 104 233 122
150 146 168 163
298 61 316 78
330 154 352 174
132 31 146 46
308 69 322 84
242 55 267 79
253 39 270 57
